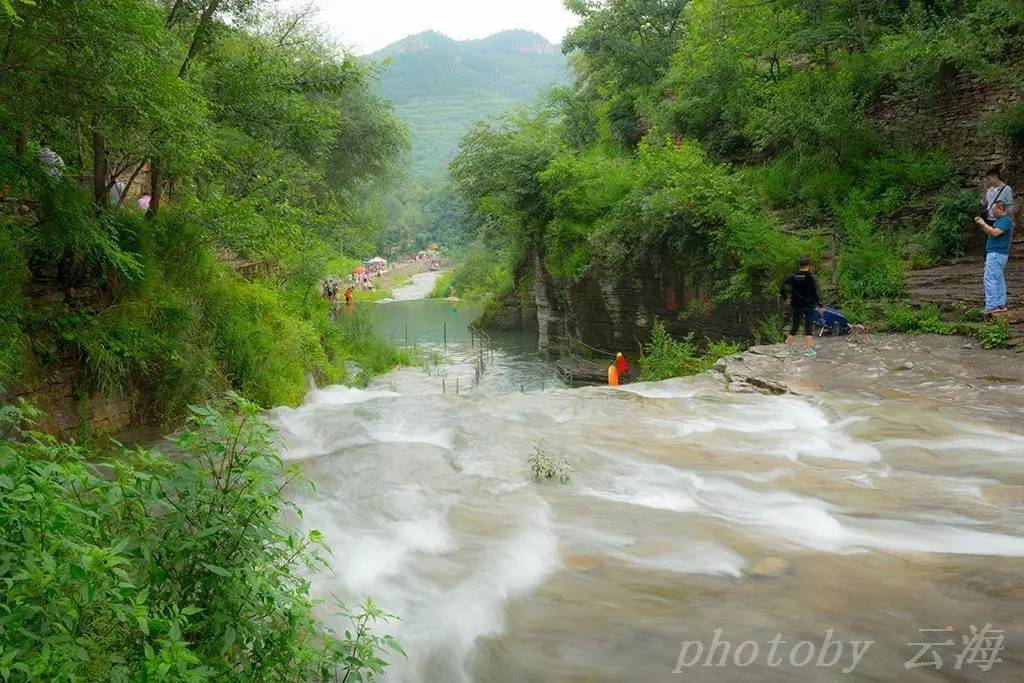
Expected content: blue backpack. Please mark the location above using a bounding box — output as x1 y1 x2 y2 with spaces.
812 306 851 335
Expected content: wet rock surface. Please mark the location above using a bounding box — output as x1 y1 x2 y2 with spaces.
714 333 1024 412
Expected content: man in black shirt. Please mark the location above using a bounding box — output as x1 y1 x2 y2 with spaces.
780 256 823 357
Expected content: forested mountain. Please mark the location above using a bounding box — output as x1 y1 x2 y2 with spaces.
371 29 571 175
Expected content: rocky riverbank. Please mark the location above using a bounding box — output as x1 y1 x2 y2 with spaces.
714 333 1024 412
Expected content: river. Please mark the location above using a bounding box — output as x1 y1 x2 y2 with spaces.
268 274 1024 682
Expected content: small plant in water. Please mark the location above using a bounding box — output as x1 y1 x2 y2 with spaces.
528 441 572 484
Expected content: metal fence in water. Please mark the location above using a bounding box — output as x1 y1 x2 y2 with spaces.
379 319 563 394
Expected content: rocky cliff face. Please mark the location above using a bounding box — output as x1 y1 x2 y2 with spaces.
3 282 137 437
530 252 769 355
868 55 1024 183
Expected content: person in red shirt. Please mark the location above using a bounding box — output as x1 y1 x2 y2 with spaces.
615 352 630 379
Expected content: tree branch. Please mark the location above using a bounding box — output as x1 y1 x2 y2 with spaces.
178 0 224 79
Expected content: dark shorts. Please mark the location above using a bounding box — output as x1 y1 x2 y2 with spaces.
790 307 813 336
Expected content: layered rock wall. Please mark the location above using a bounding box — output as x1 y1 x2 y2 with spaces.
531 252 769 355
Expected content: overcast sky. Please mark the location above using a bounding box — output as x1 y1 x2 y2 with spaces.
307 0 579 54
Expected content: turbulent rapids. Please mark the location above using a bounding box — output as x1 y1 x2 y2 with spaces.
268 280 1024 682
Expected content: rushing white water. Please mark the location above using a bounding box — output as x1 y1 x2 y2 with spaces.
269 313 1024 682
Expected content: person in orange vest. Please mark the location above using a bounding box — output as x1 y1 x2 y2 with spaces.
615 352 630 380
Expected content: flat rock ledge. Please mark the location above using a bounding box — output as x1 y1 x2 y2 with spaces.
711 333 1024 410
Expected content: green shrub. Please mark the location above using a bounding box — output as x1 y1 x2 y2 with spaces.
754 314 785 344
439 246 514 301
883 302 953 334
920 189 978 264
0 396 402 682
638 320 742 381
4 202 408 422
527 441 572 484
835 195 905 301
979 320 1011 349
959 306 986 323
0 225 30 393
987 102 1024 152
330 305 410 384
427 271 454 298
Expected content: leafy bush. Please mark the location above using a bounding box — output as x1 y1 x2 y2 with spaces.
987 102 1024 152
330 305 411 384
0 224 30 393
638 320 742 381
435 245 514 301
0 396 402 681
979 320 1011 349
427 271 455 299
884 303 952 334
835 195 905 301
920 189 978 264
754 313 785 344
527 441 572 484
1 199 408 423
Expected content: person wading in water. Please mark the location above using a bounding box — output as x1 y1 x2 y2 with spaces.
780 256 824 357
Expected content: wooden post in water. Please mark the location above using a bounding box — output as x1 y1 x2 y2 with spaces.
404 323 408 348
456 377 460 395
442 378 446 394
443 322 447 348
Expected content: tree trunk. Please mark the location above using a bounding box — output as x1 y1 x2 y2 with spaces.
178 0 224 78
147 160 162 218
15 126 26 156
92 113 108 209
74 119 85 177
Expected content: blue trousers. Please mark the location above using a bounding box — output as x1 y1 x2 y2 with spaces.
984 252 1009 310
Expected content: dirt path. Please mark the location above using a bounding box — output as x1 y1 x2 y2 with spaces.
375 259 430 292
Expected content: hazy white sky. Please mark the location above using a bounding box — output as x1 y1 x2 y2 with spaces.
308 0 579 54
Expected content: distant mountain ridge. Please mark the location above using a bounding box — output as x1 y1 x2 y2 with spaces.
371 29 571 175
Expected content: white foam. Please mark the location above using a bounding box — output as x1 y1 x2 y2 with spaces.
335 515 453 592
304 384 400 407
617 542 747 578
847 517 1024 556
618 380 699 399
372 425 453 449
383 502 559 683
582 458 1024 557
